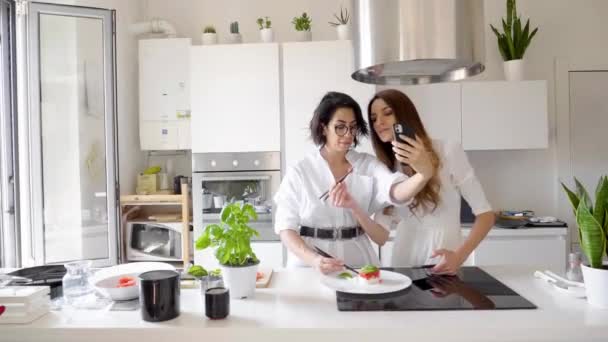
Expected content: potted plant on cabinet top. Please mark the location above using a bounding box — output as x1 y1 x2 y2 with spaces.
329 6 350 40
562 176 608 308
201 25 218 45
228 21 242 44
292 12 312 42
489 0 538 81
195 202 260 299
257 17 273 43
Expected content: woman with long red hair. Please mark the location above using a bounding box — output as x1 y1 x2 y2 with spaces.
368 89 495 274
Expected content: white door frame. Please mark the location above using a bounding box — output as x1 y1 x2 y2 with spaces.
555 57 608 250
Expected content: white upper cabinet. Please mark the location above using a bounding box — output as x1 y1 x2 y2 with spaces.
282 41 375 168
190 43 281 153
139 38 191 150
461 80 548 150
390 83 462 143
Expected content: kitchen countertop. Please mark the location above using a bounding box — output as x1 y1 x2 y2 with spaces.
2 265 607 342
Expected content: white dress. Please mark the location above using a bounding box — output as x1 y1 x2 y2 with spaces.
375 140 492 267
274 149 406 268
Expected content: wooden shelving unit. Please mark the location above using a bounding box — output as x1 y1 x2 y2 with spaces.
119 183 191 269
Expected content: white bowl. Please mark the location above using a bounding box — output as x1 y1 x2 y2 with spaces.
94 273 139 301
92 262 175 301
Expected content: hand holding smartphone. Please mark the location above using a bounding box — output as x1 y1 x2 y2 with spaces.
392 123 416 172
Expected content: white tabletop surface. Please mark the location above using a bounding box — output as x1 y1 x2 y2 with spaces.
1 265 607 342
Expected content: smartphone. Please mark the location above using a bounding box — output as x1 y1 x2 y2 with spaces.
393 123 415 145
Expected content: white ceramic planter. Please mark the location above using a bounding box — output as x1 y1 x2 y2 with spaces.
336 24 350 40
260 28 274 43
582 264 608 308
295 30 312 42
201 33 218 45
503 59 525 81
220 262 259 299
227 33 242 44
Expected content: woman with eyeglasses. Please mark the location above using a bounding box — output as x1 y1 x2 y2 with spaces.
274 92 436 274
367 89 495 275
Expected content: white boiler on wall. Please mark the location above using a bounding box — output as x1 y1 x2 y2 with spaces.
139 38 191 150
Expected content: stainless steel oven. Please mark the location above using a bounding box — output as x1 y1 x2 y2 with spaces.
192 152 281 242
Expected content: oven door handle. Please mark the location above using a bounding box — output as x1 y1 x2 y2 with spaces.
201 176 271 182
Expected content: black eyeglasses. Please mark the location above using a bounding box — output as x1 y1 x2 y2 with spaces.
334 124 360 137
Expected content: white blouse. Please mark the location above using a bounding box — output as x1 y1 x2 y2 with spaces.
274 149 406 268
375 140 493 267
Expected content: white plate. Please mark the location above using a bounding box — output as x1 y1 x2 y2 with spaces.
320 270 412 294
92 262 175 301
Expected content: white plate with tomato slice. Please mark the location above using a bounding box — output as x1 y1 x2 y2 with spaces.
320 268 412 294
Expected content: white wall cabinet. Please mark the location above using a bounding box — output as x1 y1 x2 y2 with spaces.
461 80 548 150
190 43 281 153
282 41 375 169
384 83 462 144
139 38 191 150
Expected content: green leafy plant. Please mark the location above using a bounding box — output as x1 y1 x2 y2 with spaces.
230 21 239 34
195 202 260 266
257 17 271 30
203 25 216 34
489 0 538 61
329 6 349 26
561 176 608 269
187 264 208 278
292 12 312 31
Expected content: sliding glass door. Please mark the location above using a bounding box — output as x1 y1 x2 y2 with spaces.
0 0 18 268
21 2 119 266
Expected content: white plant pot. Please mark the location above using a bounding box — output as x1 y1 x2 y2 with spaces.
295 30 312 42
336 24 350 40
582 264 608 308
220 262 259 299
201 33 218 45
260 28 274 43
227 33 242 44
503 59 525 81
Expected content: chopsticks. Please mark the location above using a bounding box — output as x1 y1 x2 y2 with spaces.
313 246 359 274
318 168 353 201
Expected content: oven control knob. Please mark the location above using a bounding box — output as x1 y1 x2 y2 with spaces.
232 160 239 167
254 160 260 167
210 160 216 167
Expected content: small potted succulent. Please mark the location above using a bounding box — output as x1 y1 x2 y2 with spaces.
329 6 350 40
201 25 218 45
228 21 242 44
562 176 608 308
292 12 312 42
489 0 539 81
195 202 260 299
257 16 273 43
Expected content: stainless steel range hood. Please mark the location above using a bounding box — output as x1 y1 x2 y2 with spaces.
352 0 485 85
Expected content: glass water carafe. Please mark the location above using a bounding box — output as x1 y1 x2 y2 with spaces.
62 260 95 308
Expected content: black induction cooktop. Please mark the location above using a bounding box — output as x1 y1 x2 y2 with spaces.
336 267 536 311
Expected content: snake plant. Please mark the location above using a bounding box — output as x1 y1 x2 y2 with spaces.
489 0 539 61
561 176 608 268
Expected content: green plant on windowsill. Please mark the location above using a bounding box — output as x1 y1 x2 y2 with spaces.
329 6 349 27
561 176 608 269
256 17 271 30
292 12 312 31
195 202 260 266
489 0 538 61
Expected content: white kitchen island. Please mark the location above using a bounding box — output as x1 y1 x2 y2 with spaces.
2 266 607 342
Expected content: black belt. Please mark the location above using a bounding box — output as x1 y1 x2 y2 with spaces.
299 226 364 240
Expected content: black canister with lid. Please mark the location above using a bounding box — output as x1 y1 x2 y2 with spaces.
139 270 180 322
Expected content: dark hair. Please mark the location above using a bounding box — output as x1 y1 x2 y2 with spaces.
367 89 442 214
310 92 369 147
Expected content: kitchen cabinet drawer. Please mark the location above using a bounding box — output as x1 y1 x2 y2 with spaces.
190 43 281 153
461 80 548 150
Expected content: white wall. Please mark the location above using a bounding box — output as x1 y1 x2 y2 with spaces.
44 0 145 195
141 0 350 44
464 0 608 221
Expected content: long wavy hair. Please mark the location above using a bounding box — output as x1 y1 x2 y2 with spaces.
367 89 442 214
